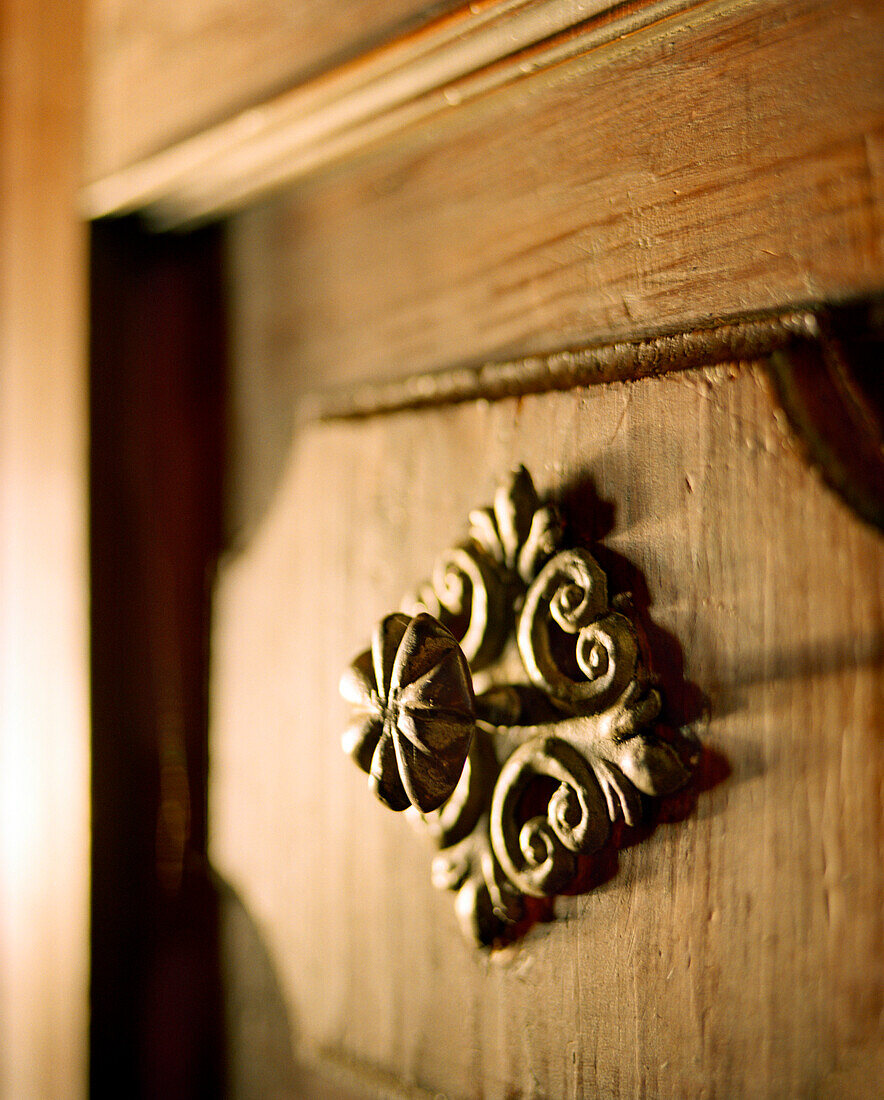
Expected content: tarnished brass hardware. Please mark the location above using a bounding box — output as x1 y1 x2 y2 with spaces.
341 612 476 814
341 467 693 947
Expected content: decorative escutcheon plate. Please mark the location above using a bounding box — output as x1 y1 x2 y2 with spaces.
341 467 694 947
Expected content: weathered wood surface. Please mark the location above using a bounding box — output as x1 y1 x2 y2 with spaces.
211 363 884 1098
84 0 461 183
225 0 884 393
0 0 90 1095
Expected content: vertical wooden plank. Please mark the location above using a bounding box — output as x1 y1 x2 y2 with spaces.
0 1 89 1096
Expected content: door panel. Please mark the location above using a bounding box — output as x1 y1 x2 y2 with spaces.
210 364 884 1097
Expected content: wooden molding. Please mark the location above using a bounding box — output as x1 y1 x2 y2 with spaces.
81 0 702 225
84 0 466 185
306 303 884 533
305 309 820 420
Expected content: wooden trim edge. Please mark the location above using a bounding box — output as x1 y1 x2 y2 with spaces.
307 301 884 533
305 308 820 420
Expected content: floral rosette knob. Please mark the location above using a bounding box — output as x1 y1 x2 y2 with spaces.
341 612 476 813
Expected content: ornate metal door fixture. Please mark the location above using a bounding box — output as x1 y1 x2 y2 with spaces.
341 468 696 947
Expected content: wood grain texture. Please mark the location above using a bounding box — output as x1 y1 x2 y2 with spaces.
84 0 460 183
0 0 89 1096
226 0 884 392
210 364 884 1098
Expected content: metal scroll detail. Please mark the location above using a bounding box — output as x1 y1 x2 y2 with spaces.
341 468 692 947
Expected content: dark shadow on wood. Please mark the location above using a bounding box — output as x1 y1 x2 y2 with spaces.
763 297 884 532
90 217 227 1098
215 874 300 1099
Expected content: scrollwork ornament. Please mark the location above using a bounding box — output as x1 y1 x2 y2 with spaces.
341 468 694 947
403 466 563 671
518 548 640 714
490 736 609 898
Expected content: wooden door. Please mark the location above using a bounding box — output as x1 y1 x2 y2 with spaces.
84 0 884 1095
